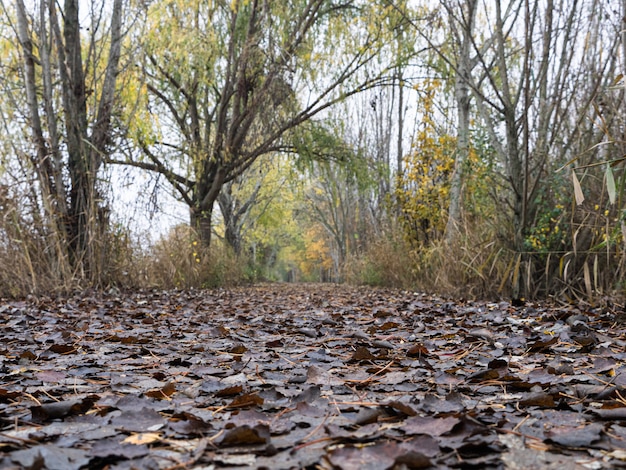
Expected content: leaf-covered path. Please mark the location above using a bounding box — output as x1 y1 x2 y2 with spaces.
1 283 626 469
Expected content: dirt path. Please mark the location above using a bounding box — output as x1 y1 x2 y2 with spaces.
0 283 624 469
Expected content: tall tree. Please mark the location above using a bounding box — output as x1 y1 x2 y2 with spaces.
443 0 477 242
10 0 124 280
115 0 408 247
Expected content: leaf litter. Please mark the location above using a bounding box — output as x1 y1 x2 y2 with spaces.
0 283 625 469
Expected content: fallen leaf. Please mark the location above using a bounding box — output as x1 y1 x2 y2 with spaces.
122 432 162 445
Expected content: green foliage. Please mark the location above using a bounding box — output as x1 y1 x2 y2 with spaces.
291 119 358 169
524 202 567 254
217 155 303 279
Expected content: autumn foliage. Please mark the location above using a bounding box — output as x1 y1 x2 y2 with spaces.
397 81 456 246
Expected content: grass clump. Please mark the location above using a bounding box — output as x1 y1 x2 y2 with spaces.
147 225 246 289
343 218 517 299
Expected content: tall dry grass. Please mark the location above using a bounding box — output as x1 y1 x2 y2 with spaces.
0 181 153 297
0 187 249 297
146 225 247 289
2 180 623 302
0 187 74 297
344 233 417 289
344 208 626 302
344 218 517 298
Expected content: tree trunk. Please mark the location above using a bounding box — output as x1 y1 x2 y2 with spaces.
62 0 91 268
396 69 404 184
192 164 226 247
219 190 243 256
219 189 242 255
224 223 242 255
190 204 215 248
16 0 124 282
39 1 68 218
622 0 626 154
445 0 476 244
16 0 74 276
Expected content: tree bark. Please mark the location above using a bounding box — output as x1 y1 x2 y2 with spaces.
15 0 125 281
445 0 476 244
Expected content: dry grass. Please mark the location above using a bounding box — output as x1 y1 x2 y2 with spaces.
344 233 417 288
344 219 518 299
146 225 246 289
344 210 626 302
0 229 59 297
2 188 624 302
0 197 248 297
0 191 73 297
417 233 514 299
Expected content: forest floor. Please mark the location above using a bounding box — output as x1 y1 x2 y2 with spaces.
1 283 626 469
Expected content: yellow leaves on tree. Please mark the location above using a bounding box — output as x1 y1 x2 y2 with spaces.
299 225 334 280
397 80 455 245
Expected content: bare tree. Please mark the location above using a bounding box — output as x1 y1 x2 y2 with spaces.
471 0 619 295
218 171 264 256
444 0 477 243
304 160 360 282
12 0 124 281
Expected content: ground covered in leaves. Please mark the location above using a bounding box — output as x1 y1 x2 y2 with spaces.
1 284 626 469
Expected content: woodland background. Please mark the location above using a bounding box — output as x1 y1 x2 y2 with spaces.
0 0 625 301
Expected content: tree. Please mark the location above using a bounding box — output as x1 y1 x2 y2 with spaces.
396 80 456 245
218 177 262 257
304 160 360 281
443 0 477 242
386 0 622 297
115 0 408 247
469 0 621 295
8 0 124 281
217 155 288 257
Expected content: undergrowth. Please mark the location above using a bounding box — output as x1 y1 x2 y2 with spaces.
2 197 624 302
147 225 246 289
343 214 626 302
343 220 516 298
0 208 248 297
